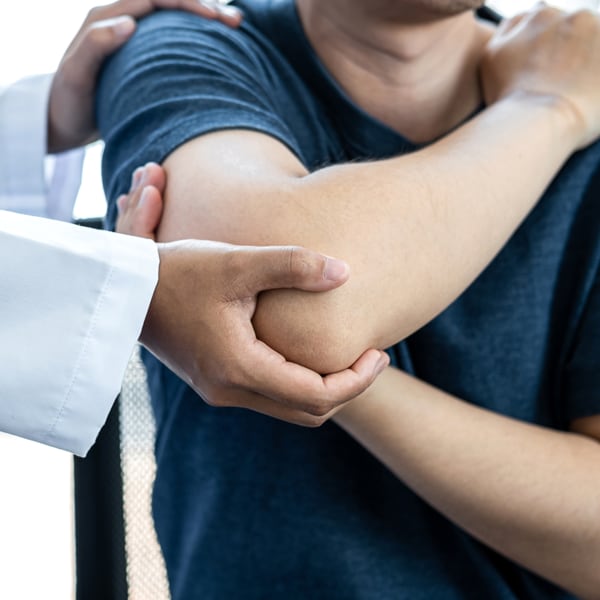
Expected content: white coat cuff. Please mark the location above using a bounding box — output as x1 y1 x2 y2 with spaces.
49 230 159 456
0 212 158 456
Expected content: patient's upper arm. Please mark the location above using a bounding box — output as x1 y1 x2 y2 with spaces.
158 130 388 373
97 10 307 227
97 10 411 373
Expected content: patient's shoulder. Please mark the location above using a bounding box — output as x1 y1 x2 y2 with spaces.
129 9 283 72
97 8 318 224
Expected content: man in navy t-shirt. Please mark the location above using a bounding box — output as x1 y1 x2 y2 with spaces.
98 1 600 598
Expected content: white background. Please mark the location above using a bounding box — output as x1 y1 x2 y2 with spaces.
0 1 598 599
489 0 599 13
0 2 107 220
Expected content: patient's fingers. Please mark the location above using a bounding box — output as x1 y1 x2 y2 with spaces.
494 2 562 38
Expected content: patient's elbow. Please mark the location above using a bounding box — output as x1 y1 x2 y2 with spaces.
253 287 369 374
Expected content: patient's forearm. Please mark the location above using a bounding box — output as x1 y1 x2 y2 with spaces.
159 93 580 373
334 370 600 599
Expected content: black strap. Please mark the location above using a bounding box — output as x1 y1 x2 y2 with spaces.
478 5 503 24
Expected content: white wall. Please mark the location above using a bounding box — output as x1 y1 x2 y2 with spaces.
0 1 107 220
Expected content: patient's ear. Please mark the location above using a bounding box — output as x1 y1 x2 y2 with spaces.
570 415 600 443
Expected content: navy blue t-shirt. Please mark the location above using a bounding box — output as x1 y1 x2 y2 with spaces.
98 1 600 598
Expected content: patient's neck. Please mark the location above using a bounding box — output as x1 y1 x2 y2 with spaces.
296 0 493 143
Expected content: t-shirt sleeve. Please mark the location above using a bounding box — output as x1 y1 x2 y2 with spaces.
97 10 302 229
564 265 600 422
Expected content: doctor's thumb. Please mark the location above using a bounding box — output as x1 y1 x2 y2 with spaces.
238 246 351 295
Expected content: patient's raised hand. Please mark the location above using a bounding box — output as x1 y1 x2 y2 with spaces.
482 4 600 150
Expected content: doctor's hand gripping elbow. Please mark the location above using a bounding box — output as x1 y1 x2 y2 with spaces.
116 162 389 426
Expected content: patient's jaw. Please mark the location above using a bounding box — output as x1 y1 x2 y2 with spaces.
297 0 493 143
298 0 485 25
396 0 485 17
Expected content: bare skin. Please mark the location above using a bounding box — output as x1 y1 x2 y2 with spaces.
297 0 492 143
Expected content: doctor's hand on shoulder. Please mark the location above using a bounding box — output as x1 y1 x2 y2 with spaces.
116 163 389 426
48 0 243 154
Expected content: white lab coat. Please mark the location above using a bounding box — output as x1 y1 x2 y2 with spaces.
0 75 158 456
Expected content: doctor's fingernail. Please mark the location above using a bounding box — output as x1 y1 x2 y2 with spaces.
140 166 152 186
139 186 152 208
199 0 220 14
374 353 389 375
112 16 136 38
218 5 242 18
116 195 128 214
131 168 143 191
323 257 350 281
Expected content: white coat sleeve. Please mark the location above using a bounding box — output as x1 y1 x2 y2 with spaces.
0 210 159 456
0 74 83 220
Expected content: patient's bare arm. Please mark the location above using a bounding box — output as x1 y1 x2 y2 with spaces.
156 6 600 374
158 98 575 372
